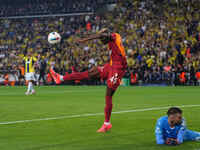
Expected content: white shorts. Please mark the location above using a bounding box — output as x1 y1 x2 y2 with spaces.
25 72 36 81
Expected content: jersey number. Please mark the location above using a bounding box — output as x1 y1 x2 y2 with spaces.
109 73 118 85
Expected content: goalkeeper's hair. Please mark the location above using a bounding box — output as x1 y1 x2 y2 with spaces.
167 107 182 116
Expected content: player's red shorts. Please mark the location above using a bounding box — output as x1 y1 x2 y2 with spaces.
97 63 126 90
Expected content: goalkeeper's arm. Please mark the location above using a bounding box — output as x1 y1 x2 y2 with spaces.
155 119 165 144
177 119 186 144
76 28 111 43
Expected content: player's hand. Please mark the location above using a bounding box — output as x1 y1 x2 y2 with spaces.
75 34 101 44
77 39 86 43
97 28 108 34
165 138 179 146
165 138 172 145
172 139 179 145
75 38 86 44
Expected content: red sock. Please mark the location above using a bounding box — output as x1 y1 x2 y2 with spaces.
63 71 89 81
104 96 113 123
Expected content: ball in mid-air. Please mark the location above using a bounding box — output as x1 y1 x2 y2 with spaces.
48 32 61 44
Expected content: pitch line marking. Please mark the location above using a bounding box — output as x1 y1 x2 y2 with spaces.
0 104 200 125
0 89 104 96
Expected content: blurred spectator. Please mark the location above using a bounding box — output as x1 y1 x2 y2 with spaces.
0 0 115 17
0 0 200 86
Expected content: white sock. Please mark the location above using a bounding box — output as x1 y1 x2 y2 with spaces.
104 122 110 125
31 83 34 92
60 75 64 81
27 82 32 93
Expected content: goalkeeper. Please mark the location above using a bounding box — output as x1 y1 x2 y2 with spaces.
155 107 200 145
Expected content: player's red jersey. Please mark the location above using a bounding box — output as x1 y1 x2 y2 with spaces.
98 33 127 90
108 33 127 69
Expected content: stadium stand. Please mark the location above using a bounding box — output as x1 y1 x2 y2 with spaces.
0 0 115 17
0 0 200 86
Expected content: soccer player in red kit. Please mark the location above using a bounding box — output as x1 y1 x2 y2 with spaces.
50 28 127 132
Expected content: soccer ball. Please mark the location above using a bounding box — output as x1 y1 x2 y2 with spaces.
48 32 61 44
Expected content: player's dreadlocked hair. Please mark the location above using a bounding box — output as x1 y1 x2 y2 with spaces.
167 107 182 116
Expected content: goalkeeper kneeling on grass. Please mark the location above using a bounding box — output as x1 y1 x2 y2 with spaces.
155 107 200 145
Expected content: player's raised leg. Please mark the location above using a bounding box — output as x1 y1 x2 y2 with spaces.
50 66 100 84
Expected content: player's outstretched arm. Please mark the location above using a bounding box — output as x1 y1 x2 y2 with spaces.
77 34 102 43
77 28 111 43
177 119 187 144
155 119 165 144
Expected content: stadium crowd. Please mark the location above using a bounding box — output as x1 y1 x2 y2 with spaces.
0 0 200 86
0 0 115 17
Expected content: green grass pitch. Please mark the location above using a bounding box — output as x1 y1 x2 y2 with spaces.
0 86 200 150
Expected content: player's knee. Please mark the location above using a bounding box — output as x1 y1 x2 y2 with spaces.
88 67 100 78
89 66 98 72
